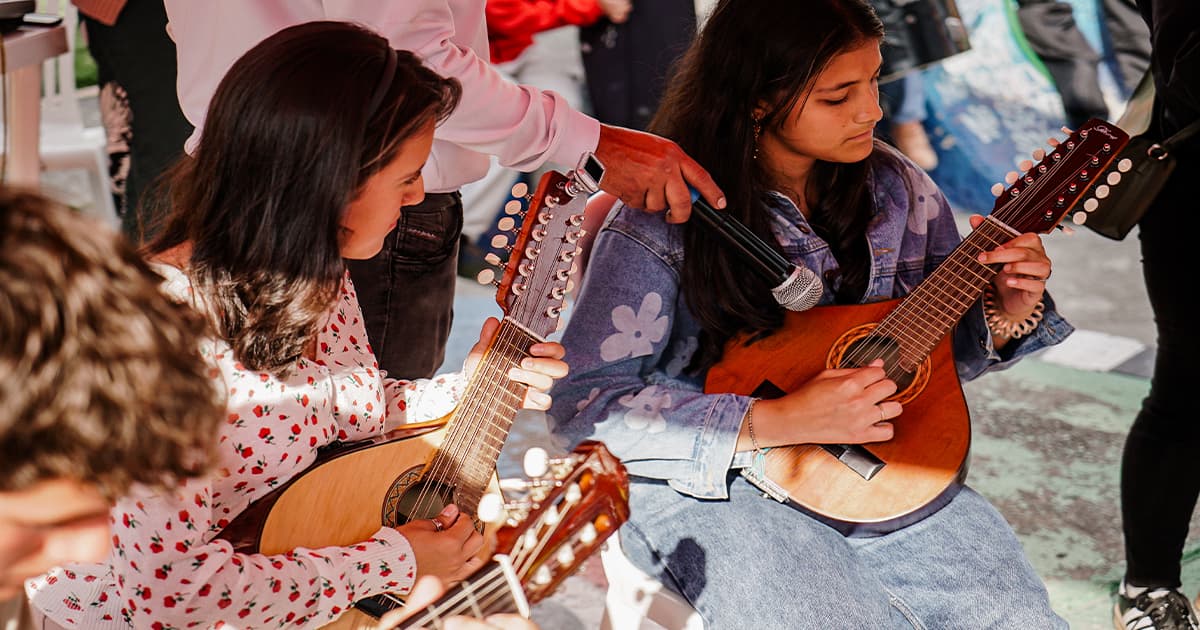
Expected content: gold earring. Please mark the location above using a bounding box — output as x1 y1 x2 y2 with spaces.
753 119 762 160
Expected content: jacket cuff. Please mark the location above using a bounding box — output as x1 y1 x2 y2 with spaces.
666 394 749 500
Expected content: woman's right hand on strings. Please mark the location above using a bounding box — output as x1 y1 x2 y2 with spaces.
745 359 901 448
394 504 486 586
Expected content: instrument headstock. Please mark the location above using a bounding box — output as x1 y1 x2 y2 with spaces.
482 172 589 339
991 119 1130 234
492 440 629 605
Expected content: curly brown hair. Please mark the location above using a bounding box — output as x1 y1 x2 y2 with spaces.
0 190 223 499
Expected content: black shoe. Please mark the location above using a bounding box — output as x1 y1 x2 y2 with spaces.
1114 587 1200 630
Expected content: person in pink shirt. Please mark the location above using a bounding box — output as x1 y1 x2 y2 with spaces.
162 0 724 386
28 22 567 629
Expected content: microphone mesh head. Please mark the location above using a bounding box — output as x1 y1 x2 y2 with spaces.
772 266 823 311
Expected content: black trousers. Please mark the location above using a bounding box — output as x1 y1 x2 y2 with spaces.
81 0 192 243
344 192 463 381
1120 147 1200 587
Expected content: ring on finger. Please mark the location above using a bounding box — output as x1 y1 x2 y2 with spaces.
431 518 444 532
878 405 886 423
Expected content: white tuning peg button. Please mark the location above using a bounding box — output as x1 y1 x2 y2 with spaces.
511 182 529 198
484 253 503 266
476 269 496 286
1018 159 1034 172
1032 148 1046 161
1107 172 1122 186
491 234 510 249
1094 185 1110 199
523 447 549 478
991 183 1005 198
556 546 576 566
477 493 507 524
498 217 517 231
1072 211 1088 225
579 523 597 545
1117 158 1133 172
1004 171 1019 185
504 200 524 216
1083 198 1099 213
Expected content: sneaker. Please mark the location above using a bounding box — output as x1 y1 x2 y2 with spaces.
890 120 939 171
1114 587 1200 630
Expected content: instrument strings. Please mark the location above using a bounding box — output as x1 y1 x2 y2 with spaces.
837 139 1094 383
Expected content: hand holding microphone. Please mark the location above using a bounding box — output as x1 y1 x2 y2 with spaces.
688 189 824 311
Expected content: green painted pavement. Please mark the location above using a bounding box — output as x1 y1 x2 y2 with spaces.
965 358 1200 629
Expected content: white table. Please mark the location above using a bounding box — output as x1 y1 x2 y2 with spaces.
2 24 69 187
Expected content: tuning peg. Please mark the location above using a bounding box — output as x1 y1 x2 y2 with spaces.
511 182 529 198
497 217 517 232
1018 159 1034 172
1032 148 1046 161
1004 171 1019 185
491 234 510 249
579 522 598 545
555 545 576 566
485 252 503 267
477 493 507 524
524 447 549 478
1106 171 1122 186
476 268 498 286
1117 158 1133 173
504 200 525 216
532 565 553 586
991 182 1005 198
1094 185 1111 199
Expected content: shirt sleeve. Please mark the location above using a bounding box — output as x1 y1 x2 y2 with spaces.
165 0 600 172
103 480 416 629
486 0 604 38
548 217 750 500
348 0 600 172
382 372 465 430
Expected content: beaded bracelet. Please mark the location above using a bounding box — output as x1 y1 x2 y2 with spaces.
982 284 1044 339
746 398 764 451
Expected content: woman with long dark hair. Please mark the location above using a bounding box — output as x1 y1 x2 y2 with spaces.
29 21 564 629
551 0 1072 626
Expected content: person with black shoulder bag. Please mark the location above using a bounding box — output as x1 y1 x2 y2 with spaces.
1111 2 1200 629
1078 69 1200 241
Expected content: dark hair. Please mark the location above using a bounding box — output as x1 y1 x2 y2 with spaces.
149 21 461 372
0 189 222 498
650 0 887 369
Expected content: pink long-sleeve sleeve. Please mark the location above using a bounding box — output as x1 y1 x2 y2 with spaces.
163 0 600 192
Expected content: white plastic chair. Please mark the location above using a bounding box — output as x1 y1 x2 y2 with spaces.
599 531 705 630
3 0 117 225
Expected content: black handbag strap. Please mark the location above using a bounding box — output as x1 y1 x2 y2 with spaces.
1162 117 1200 151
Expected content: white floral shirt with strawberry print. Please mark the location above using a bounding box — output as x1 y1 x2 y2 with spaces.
28 265 464 629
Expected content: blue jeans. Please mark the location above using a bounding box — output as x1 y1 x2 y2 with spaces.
619 474 1066 629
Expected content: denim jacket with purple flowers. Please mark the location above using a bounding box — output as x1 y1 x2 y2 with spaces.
548 150 1073 500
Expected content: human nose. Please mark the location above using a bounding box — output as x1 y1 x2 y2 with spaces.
856 94 883 125
404 176 426 207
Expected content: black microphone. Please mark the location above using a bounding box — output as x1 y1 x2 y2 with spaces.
689 189 823 311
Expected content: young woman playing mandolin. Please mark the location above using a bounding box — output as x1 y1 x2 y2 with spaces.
28 22 564 629
550 0 1076 627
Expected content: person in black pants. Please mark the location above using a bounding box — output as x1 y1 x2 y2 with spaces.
1113 2 1200 629
77 0 192 242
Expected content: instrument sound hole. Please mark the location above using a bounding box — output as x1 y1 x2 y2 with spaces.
383 467 455 527
839 334 916 393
